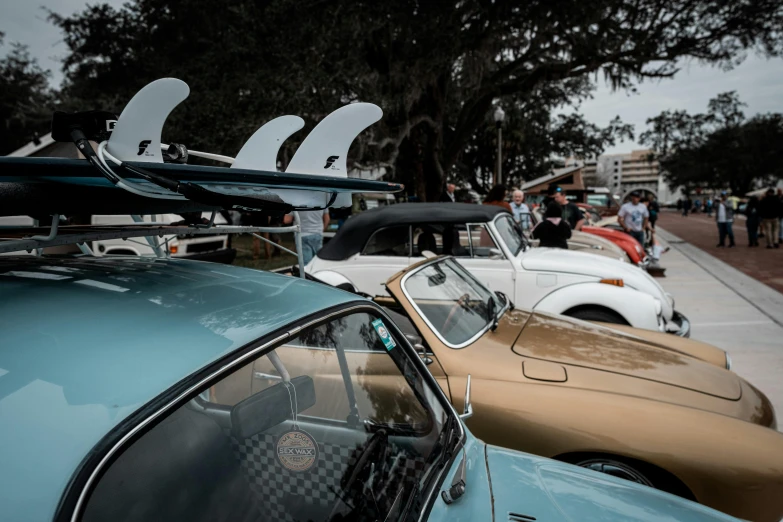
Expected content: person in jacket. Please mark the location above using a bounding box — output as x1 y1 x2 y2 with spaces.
648 196 660 229
510 190 532 231
745 196 760 247
440 183 457 202
483 184 513 212
552 186 585 230
715 193 735 248
532 202 571 249
759 188 782 248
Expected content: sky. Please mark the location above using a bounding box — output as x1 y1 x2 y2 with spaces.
3 0 783 155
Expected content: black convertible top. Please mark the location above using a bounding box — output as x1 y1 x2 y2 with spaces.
318 202 509 261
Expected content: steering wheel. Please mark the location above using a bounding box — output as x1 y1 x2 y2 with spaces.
329 429 389 519
442 293 470 333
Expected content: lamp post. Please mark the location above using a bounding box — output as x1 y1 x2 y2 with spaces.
493 106 505 186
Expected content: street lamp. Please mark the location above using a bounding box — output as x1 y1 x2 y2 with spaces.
493 106 505 186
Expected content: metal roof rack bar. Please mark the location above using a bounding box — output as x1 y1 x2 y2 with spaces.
0 222 308 278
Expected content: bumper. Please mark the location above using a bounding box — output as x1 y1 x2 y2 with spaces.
638 255 651 269
665 310 691 338
174 248 237 264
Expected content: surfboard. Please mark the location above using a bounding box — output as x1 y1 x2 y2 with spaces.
0 157 403 216
2 78 403 216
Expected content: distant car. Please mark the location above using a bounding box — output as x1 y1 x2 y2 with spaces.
0 256 741 522
308 203 689 335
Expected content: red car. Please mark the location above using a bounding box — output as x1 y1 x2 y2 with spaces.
582 225 648 267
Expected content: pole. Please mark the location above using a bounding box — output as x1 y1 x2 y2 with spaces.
496 125 503 186
293 211 306 279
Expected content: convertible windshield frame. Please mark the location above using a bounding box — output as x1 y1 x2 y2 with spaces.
492 213 526 256
62 301 464 522
400 256 510 350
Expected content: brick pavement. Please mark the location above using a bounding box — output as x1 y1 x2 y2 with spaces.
656 210 783 294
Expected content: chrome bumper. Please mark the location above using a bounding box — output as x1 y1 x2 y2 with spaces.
666 310 691 338
638 255 651 269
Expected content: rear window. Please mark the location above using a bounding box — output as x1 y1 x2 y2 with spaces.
362 226 410 256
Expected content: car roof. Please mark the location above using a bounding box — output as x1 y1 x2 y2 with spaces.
318 202 509 261
0 256 360 521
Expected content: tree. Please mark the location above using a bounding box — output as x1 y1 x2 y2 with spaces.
0 33 55 155
640 92 783 195
51 0 783 199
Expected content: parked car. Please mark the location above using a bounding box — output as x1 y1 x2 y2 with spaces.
281 256 781 521
308 203 689 336
0 255 741 522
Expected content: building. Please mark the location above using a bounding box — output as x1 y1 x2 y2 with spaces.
575 149 682 204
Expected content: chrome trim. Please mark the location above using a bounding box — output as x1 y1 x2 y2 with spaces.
725 353 733 371
400 257 510 350
668 310 691 338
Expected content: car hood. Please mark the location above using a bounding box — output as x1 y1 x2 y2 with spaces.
519 248 672 319
485 445 737 522
511 311 740 400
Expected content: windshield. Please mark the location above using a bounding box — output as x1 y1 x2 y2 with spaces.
81 309 452 522
402 258 503 347
494 214 525 255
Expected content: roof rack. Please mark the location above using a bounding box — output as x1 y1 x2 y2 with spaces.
0 214 311 276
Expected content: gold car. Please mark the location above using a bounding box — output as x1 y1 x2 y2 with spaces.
239 257 782 521
372 256 781 522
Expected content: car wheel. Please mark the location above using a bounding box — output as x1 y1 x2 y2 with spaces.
565 307 629 325
575 458 654 487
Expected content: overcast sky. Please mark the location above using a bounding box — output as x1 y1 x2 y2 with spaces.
3 0 783 155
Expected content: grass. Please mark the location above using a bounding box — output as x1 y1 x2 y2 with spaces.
231 234 299 272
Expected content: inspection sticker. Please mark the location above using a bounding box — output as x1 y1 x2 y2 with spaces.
372 318 396 351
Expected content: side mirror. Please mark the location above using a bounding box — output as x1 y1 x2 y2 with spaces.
459 374 473 420
406 334 433 365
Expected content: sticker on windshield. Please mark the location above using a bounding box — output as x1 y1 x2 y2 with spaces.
372 318 396 351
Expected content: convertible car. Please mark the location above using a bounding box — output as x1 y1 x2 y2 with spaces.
363 256 780 522
308 203 690 336
0 256 742 522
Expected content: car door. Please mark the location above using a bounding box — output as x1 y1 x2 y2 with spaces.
334 225 411 296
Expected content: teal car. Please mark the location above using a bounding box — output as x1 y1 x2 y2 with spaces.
0 256 737 522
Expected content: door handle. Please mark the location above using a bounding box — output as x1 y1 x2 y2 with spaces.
420 355 433 365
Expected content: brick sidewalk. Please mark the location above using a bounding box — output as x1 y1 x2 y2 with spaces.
656 210 783 294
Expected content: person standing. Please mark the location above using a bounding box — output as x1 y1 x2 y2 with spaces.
706 197 714 217
715 193 735 248
552 186 584 230
759 188 782 249
745 196 760 247
531 202 571 249
778 188 783 245
288 208 330 265
648 196 660 229
682 197 691 217
483 184 513 212
618 191 649 246
510 189 532 231
440 183 457 202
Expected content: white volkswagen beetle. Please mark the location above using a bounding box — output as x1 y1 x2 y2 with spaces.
307 203 689 336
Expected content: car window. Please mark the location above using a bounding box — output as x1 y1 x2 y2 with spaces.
412 225 443 256
402 259 498 347
80 310 451 522
494 215 523 256
465 223 502 258
362 226 410 256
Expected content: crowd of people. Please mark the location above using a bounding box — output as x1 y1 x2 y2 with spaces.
678 188 783 249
